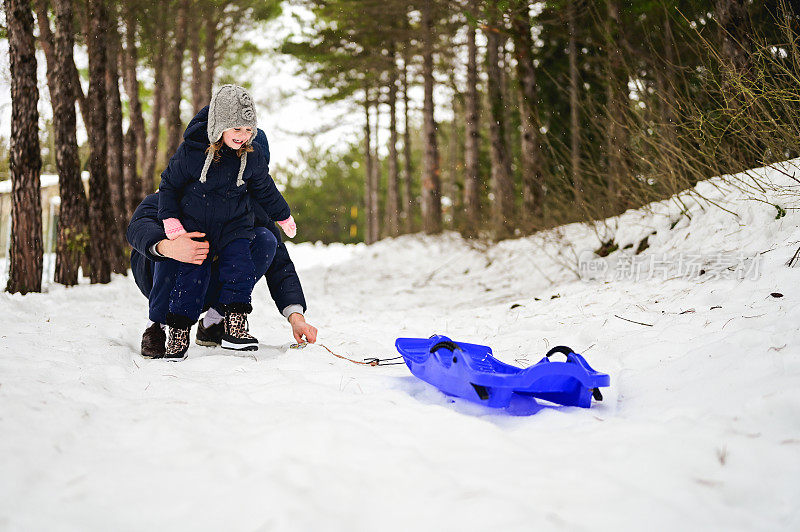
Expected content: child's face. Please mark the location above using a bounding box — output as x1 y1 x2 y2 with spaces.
222 127 253 149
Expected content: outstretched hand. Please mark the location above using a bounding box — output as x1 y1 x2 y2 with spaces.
289 313 317 344
156 232 209 265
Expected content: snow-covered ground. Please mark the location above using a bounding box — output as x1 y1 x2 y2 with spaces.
2 161 800 531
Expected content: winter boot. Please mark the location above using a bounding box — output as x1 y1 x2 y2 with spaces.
165 326 191 360
196 319 224 347
141 323 166 359
221 305 258 351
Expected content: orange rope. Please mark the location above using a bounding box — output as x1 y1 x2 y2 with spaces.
290 342 400 367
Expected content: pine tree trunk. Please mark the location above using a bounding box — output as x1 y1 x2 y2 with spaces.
105 15 127 274
421 0 442 234
165 0 188 158
511 0 544 227
52 0 89 286
463 15 481 237
141 35 165 197
370 100 380 243
401 52 414 234
5 0 43 294
446 71 459 229
33 0 88 136
121 5 146 216
122 125 137 217
386 45 400 237
202 10 218 103
604 0 628 214
714 0 754 168
715 0 752 76
32 0 56 97
658 4 679 193
189 12 204 112
485 5 515 238
363 92 375 244
568 0 583 205
86 0 114 284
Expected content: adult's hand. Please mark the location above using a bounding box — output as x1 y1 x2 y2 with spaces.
289 313 318 344
156 232 209 265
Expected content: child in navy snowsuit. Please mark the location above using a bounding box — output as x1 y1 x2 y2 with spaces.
157 84 297 358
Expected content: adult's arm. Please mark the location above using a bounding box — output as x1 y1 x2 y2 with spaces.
127 194 170 262
263 221 307 316
251 129 311 332
246 144 291 223
127 193 208 264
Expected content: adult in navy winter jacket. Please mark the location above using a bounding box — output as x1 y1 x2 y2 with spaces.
129 86 315 358
155 85 297 356
127 191 316 350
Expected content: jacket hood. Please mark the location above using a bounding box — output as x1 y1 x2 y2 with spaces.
183 106 211 150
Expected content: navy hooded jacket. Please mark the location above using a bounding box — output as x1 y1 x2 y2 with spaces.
157 106 291 251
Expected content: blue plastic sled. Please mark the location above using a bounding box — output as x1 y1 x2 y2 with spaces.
395 335 610 413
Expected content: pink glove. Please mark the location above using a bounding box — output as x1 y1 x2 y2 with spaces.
163 218 187 240
277 216 297 238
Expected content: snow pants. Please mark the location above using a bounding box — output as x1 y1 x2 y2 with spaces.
149 227 278 326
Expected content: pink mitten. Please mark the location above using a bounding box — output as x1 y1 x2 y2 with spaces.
277 216 297 238
163 218 187 240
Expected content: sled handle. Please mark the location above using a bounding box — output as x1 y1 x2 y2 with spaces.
545 345 604 402
430 340 461 353
545 345 575 358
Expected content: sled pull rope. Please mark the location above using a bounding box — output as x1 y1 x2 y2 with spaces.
290 342 405 367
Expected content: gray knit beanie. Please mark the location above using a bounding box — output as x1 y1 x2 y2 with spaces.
199 84 258 186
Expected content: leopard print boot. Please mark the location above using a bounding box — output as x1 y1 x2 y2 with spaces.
165 326 191 360
221 311 259 351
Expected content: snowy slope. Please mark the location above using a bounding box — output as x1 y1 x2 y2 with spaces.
1 161 799 531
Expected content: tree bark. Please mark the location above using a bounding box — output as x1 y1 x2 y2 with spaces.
511 0 544 227
604 0 628 213
386 45 400 237
363 91 375 244
5 0 43 294
121 5 146 216
32 0 88 137
604 0 628 214
32 0 56 98
122 125 137 218
105 14 127 274
369 98 380 243
715 0 752 76
52 0 89 286
463 14 481 237
401 51 414 234
165 0 188 158
421 0 442 234
657 3 679 193
202 9 218 104
568 0 583 205
141 35 166 197
446 71 459 229
189 9 204 112
485 4 514 238
86 0 114 284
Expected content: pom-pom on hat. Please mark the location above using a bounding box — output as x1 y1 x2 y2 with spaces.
199 84 258 186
